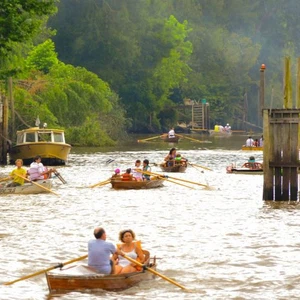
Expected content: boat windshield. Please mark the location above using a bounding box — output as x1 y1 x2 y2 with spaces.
38 132 51 142
53 132 64 143
25 133 36 142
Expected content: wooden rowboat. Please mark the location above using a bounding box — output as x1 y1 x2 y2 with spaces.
111 178 164 189
226 163 263 174
162 135 180 143
242 146 263 151
0 180 52 195
159 163 187 173
46 251 157 293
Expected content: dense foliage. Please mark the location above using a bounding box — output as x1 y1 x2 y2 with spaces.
1 0 300 145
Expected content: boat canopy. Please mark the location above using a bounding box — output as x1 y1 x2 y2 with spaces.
16 128 66 144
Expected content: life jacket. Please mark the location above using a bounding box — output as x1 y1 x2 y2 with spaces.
122 173 131 181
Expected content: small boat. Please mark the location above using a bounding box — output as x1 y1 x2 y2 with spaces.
161 135 180 143
46 250 157 293
0 180 52 195
242 146 263 151
111 177 164 189
159 163 187 173
226 163 263 174
9 127 71 166
209 129 232 136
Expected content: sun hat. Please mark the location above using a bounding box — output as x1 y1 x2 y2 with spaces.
114 168 120 174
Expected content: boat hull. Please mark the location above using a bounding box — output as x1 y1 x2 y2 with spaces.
242 146 263 151
227 168 263 174
162 136 180 143
0 180 52 195
111 179 164 189
159 164 187 173
9 143 71 166
209 130 232 136
46 264 156 293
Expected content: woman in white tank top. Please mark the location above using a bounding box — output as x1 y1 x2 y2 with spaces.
114 229 145 274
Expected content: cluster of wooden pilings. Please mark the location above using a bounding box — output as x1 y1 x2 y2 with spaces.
262 57 300 201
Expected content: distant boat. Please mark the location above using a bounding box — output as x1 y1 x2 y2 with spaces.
111 178 164 189
161 135 180 143
159 163 187 173
209 125 232 137
226 162 263 174
242 146 263 151
9 127 71 165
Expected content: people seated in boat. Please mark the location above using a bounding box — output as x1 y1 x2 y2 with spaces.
224 123 231 132
7 159 27 187
242 156 262 170
121 168 136 181
142 159 151 180
245 136 254 147
114 229 145 274
259 135 264 147
168 127 175 139
174 153 187 166
27 155 56 181
132 160 143 181
88 227 124 275
164 147 176 167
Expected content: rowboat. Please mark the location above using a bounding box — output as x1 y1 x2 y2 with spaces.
9 127 71 166
242 146 263 151
161 135 180 143
111 178 164 189
226 163 263 174
46 251 157 293
0 180 52 195
209 129 232 137
159 163 187 173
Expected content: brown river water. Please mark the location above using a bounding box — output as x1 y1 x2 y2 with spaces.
1 134 300 300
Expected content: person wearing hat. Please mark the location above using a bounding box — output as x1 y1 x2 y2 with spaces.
112 168 121 179
225 123 231 132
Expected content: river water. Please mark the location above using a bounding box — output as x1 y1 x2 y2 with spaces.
1 134 300 300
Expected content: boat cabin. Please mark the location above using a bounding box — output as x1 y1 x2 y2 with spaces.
16 127 66 144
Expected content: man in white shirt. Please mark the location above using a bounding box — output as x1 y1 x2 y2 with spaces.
168 127 175 138
245 136 254 147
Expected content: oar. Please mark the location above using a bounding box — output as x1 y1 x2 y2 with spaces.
137 135 164 143
0 176 12 183
3 255 88 285
137 170 195 189
176 133 207 143
144 170 209 188
188 162 212 171
123 254 188 291
89 178 111 188
14 174 59 196
53 171 67 184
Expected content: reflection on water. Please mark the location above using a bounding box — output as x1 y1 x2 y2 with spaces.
1 135 300 300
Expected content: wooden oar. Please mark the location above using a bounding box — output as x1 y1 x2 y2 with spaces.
89 178 111 188
3 255 88 285
15 174 59 196
137 170 195 189
176 133 207 143
0 176 12 183
137 135 164 143
54 171 67 184
188 162 212 171
123 254 188 291
144 170 209 188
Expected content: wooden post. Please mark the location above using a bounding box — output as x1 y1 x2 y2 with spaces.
283 57 292 108
1 92 8 164
8 77 15 141
259 64 266 126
